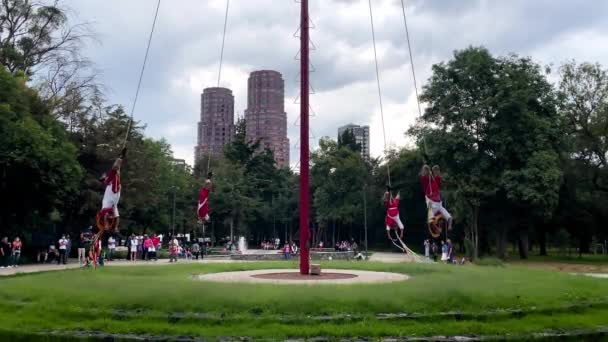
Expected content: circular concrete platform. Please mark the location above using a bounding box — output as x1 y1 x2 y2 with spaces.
194 269 409 284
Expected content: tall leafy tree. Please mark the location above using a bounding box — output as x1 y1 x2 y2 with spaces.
411 47 564 259
0 67 82 236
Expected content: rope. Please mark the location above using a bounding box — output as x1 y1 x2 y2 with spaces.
367 0 391 187
123 0 162 148
399 0 429 159
217 0 230 88
207 0 230 175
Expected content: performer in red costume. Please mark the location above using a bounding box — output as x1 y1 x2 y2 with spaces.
99 149 126 230
420 164 452 230
384 188 405 239
197 172 212 224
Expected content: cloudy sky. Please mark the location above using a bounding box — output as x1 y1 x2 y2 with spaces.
63 0 608 167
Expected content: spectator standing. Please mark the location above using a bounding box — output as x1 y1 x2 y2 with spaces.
191 242 201 260
283 242 291 260
431 241 438 262
78 233 87 266
0 237 11 268
424 239 430 259
147 237 158 261
107 236 116 261
58 235 68 265
169 237 179 263
441 241 448 262
11 237 22 267
129 235 138 261
291 241 298 255
152 234 161 254
143 235 152 261
65 234 72 262
137 236 144 260
447 239 454 264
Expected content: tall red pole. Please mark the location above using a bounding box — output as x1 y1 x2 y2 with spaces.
299 0 310 275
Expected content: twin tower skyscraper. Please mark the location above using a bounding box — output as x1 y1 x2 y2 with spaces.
195 70 290 168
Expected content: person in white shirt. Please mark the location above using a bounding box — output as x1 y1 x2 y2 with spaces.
107 236 116 261
58 235 68 265
129 235 138 261
169 237 179 263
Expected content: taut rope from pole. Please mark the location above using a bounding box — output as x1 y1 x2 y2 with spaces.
123 0 162 148
399 0 429 159
207 0 231 175
367 0 391 187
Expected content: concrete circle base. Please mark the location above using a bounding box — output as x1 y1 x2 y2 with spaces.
194 269 409 284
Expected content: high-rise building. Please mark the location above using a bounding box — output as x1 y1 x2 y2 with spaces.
195 87 235 163
338 124 370 159
244 70 290 168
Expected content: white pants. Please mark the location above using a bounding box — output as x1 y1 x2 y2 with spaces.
426 197 451 222
386 215 404 231
102 186 120 217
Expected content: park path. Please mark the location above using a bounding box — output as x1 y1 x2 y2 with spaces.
0 258 236 277
0 252 413 277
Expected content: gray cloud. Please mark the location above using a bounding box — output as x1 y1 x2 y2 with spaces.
63 0 608 166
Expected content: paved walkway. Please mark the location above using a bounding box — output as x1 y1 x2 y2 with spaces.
0 258 235 277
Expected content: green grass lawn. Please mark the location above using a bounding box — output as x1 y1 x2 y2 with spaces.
1 261 607 339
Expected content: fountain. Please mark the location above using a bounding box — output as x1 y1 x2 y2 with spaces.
238 236 247 254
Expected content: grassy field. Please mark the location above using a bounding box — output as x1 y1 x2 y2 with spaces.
1 261 607 340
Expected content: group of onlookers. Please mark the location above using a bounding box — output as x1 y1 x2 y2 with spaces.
128 234 162 261
424 238 464 264
281 241 299 259
335 240 358 252
261 239 281 250
0 236 22 268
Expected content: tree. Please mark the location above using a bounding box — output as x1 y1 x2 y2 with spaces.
411 47 564 260
0 66 83 236
0 0 91 75
338 129 361 153
558 61 608 192
312 137 369 245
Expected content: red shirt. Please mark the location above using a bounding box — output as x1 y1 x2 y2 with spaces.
152 236 160 247
104 169 121 194
421 175 442 202
385 197 400 217
198 185 210 218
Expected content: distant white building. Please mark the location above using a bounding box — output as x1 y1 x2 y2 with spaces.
337 124 370 159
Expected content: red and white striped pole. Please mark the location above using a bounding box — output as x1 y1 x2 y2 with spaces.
299 0 310 275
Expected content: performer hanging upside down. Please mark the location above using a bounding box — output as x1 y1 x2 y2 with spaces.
420 164 453 230
384 188 405 239
98 149 126 231
197 172 212 224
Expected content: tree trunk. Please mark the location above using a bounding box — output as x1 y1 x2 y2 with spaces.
332 220 336 246
496 225 508 260
471 205 480 261
229 216 234 243
518 230 529 259
538 226 547 256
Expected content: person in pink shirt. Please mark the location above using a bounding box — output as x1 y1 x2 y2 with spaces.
143 235 153 261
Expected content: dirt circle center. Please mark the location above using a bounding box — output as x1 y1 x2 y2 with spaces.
194 269 409 284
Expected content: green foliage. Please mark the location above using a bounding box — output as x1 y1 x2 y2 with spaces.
410 47 566 259
208 121 298 242
0 67 82 235
338 129 361 153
